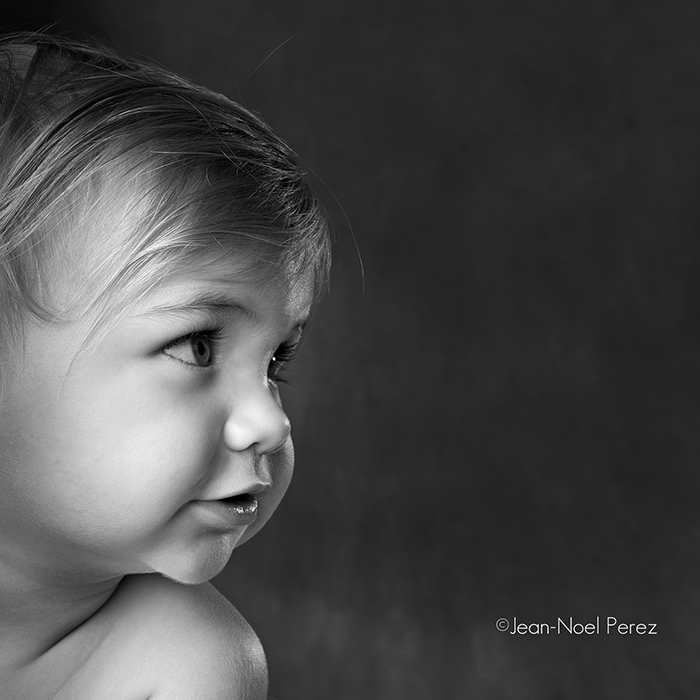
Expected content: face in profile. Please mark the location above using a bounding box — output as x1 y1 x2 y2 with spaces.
0 255 313 586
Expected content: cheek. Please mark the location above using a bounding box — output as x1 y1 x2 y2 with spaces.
18 381 222 521
0 325 226 547
78 399 222 499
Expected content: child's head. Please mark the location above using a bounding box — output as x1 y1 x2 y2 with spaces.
0 32 329 341
0 33 330 585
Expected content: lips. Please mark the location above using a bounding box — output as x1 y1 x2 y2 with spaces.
194 491 261 530
219 492 258 514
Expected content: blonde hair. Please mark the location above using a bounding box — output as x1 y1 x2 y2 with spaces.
0 32 330 340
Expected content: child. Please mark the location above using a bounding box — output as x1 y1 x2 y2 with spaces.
0 32 330 699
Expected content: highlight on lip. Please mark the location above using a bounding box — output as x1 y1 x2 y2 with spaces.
219 492 258 512
193 492 261 525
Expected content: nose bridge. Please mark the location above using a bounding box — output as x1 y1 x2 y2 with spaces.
223 375 291 455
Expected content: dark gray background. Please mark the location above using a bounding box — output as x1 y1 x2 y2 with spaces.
6 1 700 697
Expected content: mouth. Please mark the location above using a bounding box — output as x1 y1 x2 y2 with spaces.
219 492 258 514
194 491 260 530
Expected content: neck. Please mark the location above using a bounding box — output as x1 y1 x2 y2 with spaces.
0 547 121 670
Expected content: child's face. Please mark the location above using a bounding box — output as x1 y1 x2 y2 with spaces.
0 256 311 585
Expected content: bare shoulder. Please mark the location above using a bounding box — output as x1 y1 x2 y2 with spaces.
98 574 268 700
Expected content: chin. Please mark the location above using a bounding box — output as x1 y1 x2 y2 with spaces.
146 532 240 585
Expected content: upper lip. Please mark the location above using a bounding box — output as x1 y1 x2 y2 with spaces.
213 482 271 501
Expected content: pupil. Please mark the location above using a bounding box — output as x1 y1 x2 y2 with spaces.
194 338 210 365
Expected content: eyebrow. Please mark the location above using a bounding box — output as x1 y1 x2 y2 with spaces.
145 292 255 320
141 291 310 331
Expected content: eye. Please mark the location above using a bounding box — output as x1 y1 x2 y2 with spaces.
163 331 217 368
268 340 299 384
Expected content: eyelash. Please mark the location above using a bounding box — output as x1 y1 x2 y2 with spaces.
161 327 300 382
268 340 300 385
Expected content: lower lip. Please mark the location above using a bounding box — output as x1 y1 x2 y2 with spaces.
194 496 259 530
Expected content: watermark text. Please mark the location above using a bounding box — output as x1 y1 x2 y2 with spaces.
495 616 657 635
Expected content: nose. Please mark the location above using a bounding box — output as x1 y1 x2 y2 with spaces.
223 380 291 455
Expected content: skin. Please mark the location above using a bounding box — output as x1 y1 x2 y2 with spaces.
0 256 312 699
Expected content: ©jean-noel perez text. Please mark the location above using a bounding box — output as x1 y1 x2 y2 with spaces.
495 616 657 635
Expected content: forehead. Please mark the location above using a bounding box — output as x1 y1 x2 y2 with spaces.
137 256 314 322
39 162 326 324
49 197 314 325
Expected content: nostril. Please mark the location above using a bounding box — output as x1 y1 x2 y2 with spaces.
261 432 289 456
